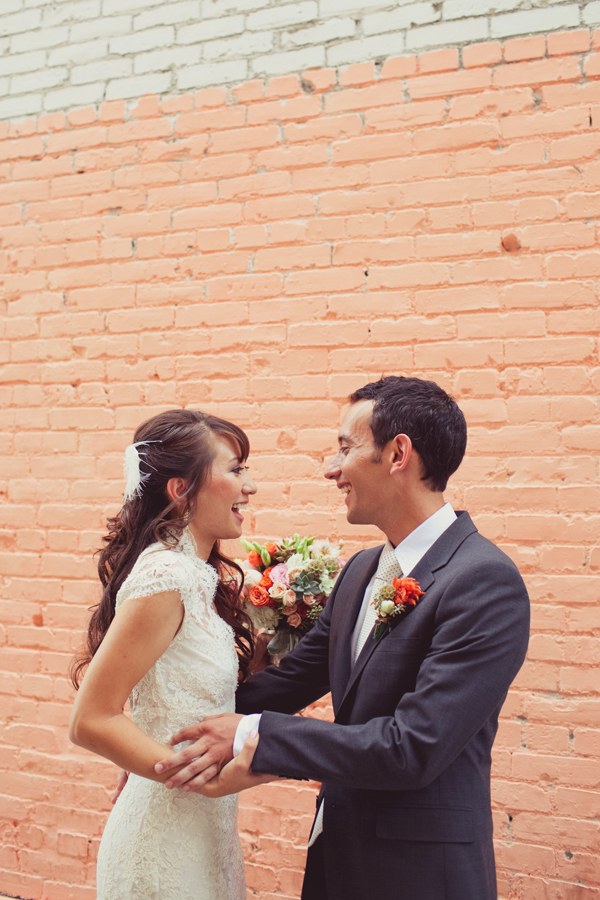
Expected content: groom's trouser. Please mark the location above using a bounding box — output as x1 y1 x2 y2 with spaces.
301 834 328 900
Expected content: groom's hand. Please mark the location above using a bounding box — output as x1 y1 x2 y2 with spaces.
154 713 243 790
192 731 275 798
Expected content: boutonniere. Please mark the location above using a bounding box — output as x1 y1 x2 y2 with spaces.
371 577 425 641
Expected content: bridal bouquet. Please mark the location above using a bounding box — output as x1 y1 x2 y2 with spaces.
239 534 344 663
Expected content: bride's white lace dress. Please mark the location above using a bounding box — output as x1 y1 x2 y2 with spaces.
96 530 245 900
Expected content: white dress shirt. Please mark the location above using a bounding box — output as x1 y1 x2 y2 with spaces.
350 502 457 659
233 502 458 839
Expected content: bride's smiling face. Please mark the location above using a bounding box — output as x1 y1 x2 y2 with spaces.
172 435 257 559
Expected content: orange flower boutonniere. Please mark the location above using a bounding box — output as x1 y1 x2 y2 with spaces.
371 577 425 641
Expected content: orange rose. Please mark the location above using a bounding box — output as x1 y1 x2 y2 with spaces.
247 550 262 568
260 566 274 590
248 585 270 607
265 542 279 556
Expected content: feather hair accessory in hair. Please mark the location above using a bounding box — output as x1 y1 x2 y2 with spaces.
122 441 158 504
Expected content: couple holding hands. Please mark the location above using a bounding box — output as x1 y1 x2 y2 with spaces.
69 375 530 900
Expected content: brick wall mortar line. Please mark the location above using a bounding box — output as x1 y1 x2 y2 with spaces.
1 1 600 119
1 17 600 900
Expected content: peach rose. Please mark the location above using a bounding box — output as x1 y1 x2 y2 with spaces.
303 593 317 606
269 582 287 600
282 603 298 616
282 589 297 607
287 613 302 628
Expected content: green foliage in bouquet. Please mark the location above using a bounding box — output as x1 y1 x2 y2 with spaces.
240 533 314 567
289 570 321 596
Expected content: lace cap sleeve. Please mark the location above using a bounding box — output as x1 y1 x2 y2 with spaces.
116 546 193 611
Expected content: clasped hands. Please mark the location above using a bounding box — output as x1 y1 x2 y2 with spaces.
113 713 271 804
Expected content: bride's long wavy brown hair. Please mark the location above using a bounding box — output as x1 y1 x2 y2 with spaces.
71 409 254 689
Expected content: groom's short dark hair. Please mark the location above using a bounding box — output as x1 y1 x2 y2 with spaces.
349 376 467 492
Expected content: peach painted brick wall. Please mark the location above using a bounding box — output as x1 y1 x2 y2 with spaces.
1 29 600 900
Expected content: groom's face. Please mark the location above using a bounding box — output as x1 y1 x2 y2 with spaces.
325 400 389 528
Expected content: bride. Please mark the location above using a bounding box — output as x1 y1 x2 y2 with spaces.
69 409 272 900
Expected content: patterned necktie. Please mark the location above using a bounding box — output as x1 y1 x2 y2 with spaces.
354 542 403 661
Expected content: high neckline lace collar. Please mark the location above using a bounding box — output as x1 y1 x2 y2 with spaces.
177 529 218 578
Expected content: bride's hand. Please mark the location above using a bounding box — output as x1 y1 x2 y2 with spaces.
111 768 129 804
188 731 275 798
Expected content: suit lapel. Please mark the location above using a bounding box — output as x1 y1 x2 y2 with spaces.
335 511 478 716
336 565 432 713
330 546 381 706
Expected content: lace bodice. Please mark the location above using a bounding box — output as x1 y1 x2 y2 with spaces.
115 529 239 744
97 529 245 900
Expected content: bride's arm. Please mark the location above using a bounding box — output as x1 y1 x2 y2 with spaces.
69 590 185 783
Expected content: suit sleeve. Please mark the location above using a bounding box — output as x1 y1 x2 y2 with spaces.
249 555 530 791
236 553 359 716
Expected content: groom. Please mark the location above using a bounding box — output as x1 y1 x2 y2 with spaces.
158 376 530 900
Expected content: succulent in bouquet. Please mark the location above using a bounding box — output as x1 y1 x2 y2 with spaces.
239 534 344 664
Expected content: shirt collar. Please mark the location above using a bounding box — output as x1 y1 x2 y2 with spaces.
393 502 457 576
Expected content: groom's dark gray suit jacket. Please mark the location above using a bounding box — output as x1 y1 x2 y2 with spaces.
236 511 530 900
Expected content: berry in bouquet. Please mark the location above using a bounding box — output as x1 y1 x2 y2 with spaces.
239 534 344 665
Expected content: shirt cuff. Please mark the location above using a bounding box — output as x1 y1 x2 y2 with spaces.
233 713 262 757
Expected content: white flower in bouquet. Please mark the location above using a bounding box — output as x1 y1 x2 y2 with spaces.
240 568 262 598
320 573 336 595
310 539 343 559
286 552 304 569
244 569 262 586
246 605 279 632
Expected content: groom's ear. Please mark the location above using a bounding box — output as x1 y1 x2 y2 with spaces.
389 434 412 475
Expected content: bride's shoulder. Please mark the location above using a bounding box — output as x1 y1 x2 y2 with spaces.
115 542 190 606
131 541 185 573
117 533 217 606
